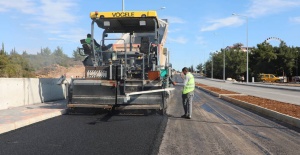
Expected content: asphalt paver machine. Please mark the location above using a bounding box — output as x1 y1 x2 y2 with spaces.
67 10 174 114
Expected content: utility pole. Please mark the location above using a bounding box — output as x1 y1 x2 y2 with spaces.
211 57 213 79
297 51 299 77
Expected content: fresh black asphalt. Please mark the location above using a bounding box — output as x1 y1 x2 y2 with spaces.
0 110 167 155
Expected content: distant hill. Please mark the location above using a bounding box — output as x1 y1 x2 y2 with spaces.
0 46 85 78
35 63 85 78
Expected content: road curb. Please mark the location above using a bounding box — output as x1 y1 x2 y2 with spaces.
232 82 300 92
196 86 300 129
197 86 220 97
196 86 243 98
221 95 300 128
0 109 66 134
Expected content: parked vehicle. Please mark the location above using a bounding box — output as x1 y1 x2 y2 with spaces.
258 74 280 82
292 76 300 82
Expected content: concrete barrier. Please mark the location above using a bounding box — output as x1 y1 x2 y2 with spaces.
0 78 66 110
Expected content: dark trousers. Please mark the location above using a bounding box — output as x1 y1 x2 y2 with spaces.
182 91 194 117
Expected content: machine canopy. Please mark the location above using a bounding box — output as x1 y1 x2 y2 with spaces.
90 11 159 33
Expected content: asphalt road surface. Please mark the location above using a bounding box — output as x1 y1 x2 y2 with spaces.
159 84 300 155
0 110 167 155
195 77 300 105
1 75 300 155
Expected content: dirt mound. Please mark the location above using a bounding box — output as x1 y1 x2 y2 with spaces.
35 64 85 78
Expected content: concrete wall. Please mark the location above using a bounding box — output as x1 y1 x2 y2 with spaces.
0 78 66 110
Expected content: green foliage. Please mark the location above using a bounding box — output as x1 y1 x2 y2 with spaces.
0 52 34 77
72 48 85 61
0 54 9 76
53 46 65 57
225 49 246 79
39 47 51 56
250 42 277 78
201 41 300 81
52 46 69 67
232 43 244 50
0 43 82 78
1 42 5 55
188 65 194 72
27 46 77 71
196 63 203 74
274 42 296 76
10 48 17 55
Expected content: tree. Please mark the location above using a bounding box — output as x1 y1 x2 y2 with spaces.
189 65 194 72
52 46 69 67
0 54 9 77
294 47 300 77
9 53 34 77
22 51 28 56
1 42 6 55
41 47 52 56
206 48 246 80
0 44 83 78
274 41 295 77
249 41 276 79
72 48 84 61
53 46 65 57
10 47 17 55
196 63 203 74
232 43 244 50
203 41 299 81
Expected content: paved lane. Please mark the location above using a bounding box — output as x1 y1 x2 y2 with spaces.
0 110 167 155
195 77 300 105
159 85 300 155
1 74 299 155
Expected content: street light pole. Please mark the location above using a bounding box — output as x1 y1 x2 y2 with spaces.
122 0 125 11
211 53 214 79
296 51 299 77
211 59 213 79
297 58 298 76
223 49 225 81
232 13 249 83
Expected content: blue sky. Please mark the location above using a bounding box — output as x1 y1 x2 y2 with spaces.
1 0 300 71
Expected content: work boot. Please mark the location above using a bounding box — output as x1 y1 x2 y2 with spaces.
187 115 191 119
181 114 187 118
